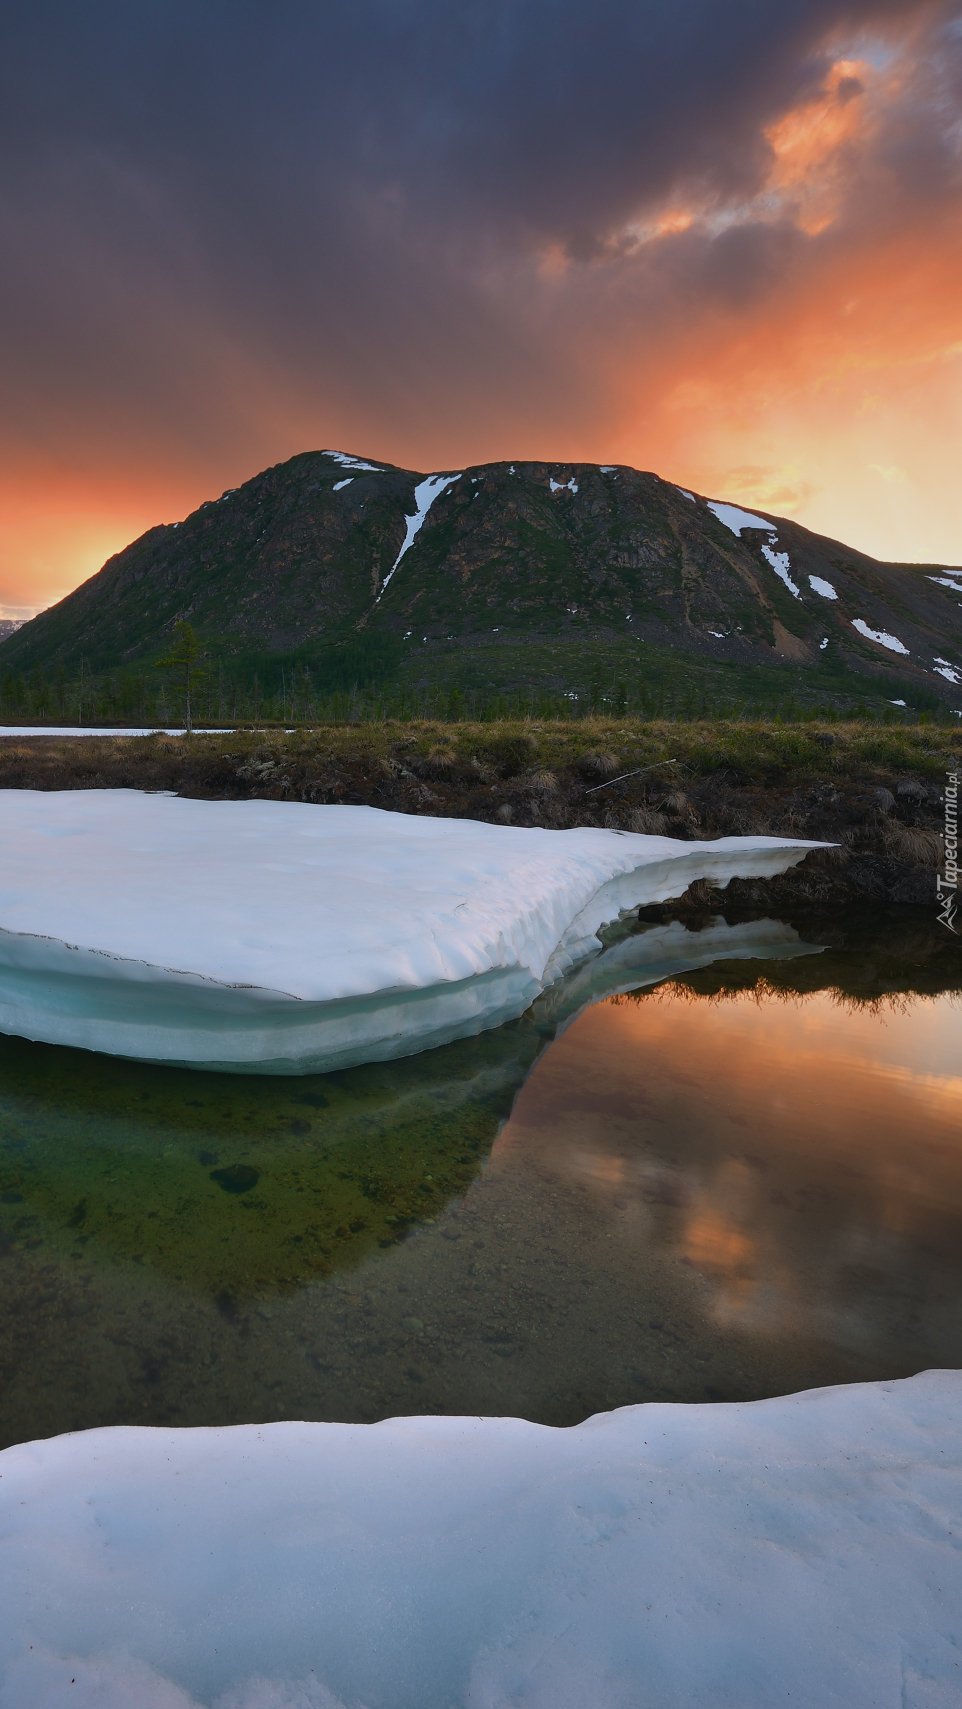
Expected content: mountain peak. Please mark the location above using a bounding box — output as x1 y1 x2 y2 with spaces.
2 450 960 715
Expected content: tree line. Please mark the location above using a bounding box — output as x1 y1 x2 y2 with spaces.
0 621 949 728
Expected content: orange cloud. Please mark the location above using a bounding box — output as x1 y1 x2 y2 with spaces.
601 211 962 563
764 58 870 234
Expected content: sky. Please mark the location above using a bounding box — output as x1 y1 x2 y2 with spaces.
2 0 961 620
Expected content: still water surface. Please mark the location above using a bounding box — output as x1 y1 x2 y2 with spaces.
0 910 960 1447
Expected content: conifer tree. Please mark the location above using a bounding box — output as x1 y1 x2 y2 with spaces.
155 621 203 733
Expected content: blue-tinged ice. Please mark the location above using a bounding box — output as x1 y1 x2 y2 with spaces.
0 794 826 1075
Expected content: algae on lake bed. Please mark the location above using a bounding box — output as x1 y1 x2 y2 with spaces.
0 913 817 1297
0 1025 537 1296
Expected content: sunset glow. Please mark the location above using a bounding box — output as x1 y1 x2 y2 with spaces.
2 2 960 615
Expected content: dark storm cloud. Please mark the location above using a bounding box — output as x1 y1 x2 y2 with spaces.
0 0 933 232
0 0 959 477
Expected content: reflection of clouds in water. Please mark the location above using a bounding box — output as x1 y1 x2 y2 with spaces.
685 1200 755 1273
575 1151 626 1187
499 980 962 1366
682 1162 767 1326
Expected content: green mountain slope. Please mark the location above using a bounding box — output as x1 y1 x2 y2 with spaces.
3 449 961 715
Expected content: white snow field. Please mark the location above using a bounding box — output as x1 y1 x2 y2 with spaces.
0 792 822 1074
0 1371 959 1709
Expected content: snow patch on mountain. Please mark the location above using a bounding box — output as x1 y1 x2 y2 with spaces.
323 451 383 472
852 619 910 655
808 575 837 599
707 501 776 536
378 473 461 600
761 541 800 598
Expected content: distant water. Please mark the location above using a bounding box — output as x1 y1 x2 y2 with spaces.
0 727 235 737
0 909 959 1446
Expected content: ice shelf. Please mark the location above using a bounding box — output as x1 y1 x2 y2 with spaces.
0 792 825 1074
0 1371 958 1707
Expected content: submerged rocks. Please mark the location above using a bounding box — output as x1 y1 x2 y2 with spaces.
210 1165 260 1195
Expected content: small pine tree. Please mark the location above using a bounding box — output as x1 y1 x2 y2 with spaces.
155 621 203 733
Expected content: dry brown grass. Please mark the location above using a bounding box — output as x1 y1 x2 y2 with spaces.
629 807 668 834
883 826 944 867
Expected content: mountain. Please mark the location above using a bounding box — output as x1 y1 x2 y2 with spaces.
3 448 961 714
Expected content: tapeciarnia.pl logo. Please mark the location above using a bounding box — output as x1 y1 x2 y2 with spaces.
937 771 958 934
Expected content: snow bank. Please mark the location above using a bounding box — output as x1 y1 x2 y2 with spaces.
706 500 775 536
0 1371 958 1709
0 793 822 1074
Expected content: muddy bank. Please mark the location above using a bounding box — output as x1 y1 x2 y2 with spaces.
0 720 956 915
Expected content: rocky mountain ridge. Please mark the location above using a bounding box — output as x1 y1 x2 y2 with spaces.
3 449 961 711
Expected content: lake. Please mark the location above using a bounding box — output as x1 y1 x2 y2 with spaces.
0 906 959 1448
